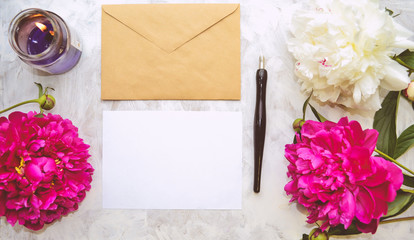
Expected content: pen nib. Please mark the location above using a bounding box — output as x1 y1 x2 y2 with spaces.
259 56 265 69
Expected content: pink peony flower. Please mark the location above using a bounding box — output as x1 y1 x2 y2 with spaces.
284 117 403 234
0 111 94 230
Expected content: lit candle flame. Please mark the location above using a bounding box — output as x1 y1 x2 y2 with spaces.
35 22 55 36
35 22 47 32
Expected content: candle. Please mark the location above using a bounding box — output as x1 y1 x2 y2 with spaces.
8 8 82 74
27 22 54 55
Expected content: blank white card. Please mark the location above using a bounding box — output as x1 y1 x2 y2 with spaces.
103 111 242 209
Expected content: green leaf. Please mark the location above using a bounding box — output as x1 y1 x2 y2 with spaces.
403 174 414 188
302 234 309 240
328 222 361 236
373 91 400 157
302 93 312 120
394 124 414 159
309 104 327 122
382 190 414 219
395 50 414 71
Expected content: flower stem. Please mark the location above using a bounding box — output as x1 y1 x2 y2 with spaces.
380 216 414 224
0 99 41 114
375 149 414 175
393 57 414 72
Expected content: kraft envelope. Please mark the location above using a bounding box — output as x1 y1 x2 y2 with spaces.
101 4 241 100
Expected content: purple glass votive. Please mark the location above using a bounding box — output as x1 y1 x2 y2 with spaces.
8 8 82 74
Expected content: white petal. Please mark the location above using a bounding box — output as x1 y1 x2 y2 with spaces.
365 91 381 111
392 39 414 50
392 22 414 50
339 90 381 111
353 86 362 104
359 91 381 111
381 61 410 90
394 22 414 40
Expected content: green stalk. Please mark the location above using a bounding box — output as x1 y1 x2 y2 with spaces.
0 99 41 114
375 149 414 176
380 216 414 224
393 57 413 71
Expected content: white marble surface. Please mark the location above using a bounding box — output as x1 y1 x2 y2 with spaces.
1 0 414 239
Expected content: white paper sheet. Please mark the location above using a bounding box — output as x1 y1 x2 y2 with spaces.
102 111 242 209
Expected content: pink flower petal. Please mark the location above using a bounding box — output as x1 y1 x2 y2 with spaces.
25 163 43 184
0 111 94 230
362 129 379 153
284 117 402 231
355 188 375 224
356 218 380 234
339 189 356 229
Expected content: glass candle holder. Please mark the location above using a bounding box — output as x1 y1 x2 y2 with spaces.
8 8 82 74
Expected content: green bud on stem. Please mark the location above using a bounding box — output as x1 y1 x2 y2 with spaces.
309 228 329 240
38 94 56 110
0 83 56 115
293 118 305 132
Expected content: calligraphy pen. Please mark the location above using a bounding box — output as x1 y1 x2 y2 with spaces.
254 56 267 193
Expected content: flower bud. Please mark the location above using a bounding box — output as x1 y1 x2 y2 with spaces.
403 81 414 101
39 94 56 110
309 228 329 240
293 118 304 132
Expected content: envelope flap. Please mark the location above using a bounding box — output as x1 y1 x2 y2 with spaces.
102 4 239 53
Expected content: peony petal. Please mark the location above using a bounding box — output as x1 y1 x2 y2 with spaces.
383 158 404 190
372 197 388 219
355 218 379 234
312 131 335 153
355 187 375 224
347 120 364 145
284 180 298 195
30 195 41 209
24 221 45 231
42 158 57 173
369 183 395 202
352 85 362 104
365 157 403 193
339 189 356 229
297 148 324 170
8 111 26 124
6 211 18 226
25 163 43 184
6 196 27 210
362 129 378 153
301 120 326 138
381 60 411 91
0 191 7 216
38 191 57 210
392 38 414 50
392 22 414 49
343 146 373 181
363 159 388 187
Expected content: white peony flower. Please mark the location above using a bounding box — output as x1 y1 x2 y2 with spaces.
288 0 414 110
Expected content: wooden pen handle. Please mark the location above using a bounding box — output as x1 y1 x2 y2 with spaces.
254 68 267 193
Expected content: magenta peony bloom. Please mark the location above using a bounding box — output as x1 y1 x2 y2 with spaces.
285 117 403 234
0 111 94 230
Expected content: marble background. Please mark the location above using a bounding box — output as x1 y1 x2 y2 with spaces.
1 0 414 239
